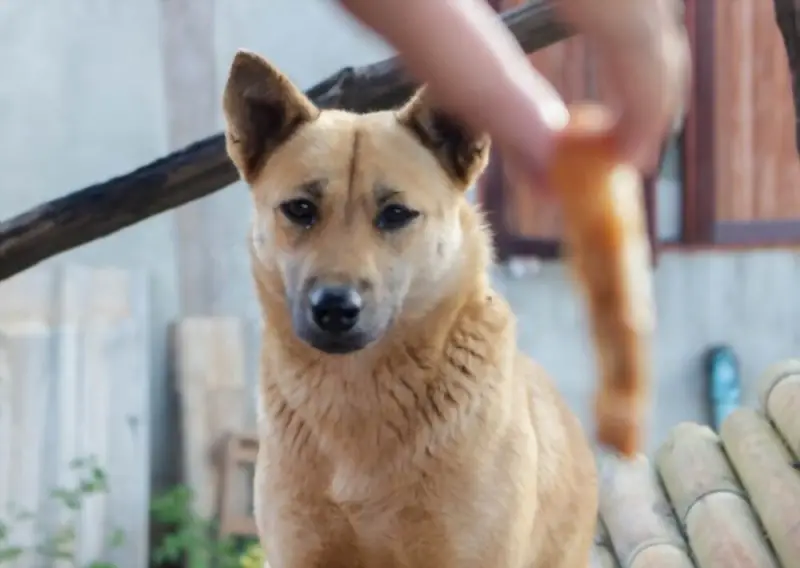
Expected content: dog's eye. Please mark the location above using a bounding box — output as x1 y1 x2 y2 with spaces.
279 198 317 228
375 204 420 231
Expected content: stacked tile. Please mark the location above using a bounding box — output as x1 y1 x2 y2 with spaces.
597 454 695 568
758 359 800 461
589 517 620 568
719 407 800 566
656 422 780 568
701 358 800 568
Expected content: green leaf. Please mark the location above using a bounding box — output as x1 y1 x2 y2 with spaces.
51 489 81 511
0 546 24 562
13 510 33 522
152 533 186 565
52 524 76 545
107 528 125 548
49 548 73 560
150 486 196 525
88 468 108 491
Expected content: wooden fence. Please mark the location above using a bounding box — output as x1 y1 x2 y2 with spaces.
0 266 150 568
173 317 259 533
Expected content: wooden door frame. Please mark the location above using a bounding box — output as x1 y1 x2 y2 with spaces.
682 0 800 246
680 0 715 244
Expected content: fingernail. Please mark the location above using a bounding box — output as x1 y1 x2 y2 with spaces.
542 98 570 132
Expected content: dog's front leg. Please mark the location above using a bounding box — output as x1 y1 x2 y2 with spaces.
257 490 363 568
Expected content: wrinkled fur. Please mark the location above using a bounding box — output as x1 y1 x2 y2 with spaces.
223 50 598 568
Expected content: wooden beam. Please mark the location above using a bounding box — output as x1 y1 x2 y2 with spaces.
0 1 567 283
773 0 800 153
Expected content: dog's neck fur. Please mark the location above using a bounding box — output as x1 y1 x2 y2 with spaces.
253 203 516 466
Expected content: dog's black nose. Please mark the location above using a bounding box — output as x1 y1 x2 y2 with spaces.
309 285 362 333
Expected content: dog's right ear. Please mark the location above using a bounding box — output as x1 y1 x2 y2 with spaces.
223 50 319 183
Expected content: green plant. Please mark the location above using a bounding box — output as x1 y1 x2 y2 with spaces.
238 541 266 568
0 459 264 568
150 485 258 568
0 456 125 567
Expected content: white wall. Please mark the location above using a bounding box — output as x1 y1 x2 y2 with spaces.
0 0 396 489
0 0 180 488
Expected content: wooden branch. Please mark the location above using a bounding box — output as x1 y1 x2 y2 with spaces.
0 1 568 282
773 0 800 153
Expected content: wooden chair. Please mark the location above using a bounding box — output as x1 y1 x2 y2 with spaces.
217 433 259 538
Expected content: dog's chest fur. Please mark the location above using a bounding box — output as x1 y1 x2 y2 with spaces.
256 295 537 564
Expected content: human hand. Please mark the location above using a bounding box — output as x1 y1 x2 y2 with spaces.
334 0 689 186
558 0 691 173
483 0 690 197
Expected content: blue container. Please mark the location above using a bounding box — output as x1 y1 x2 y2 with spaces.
704 345 741 431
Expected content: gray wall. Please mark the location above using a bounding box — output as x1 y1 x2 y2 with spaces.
2 0 798 489
0 0 395 490
0 0 180 488
494 250 800 453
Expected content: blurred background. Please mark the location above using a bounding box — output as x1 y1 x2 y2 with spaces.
1 0 799 566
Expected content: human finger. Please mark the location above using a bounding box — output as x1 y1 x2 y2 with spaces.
604 24 691 172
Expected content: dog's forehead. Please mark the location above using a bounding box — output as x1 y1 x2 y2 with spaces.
258 109 452 198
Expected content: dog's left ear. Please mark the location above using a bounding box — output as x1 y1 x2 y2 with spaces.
397 88 490 190
223 50 319 183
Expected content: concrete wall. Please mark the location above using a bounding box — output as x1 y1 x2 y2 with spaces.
2 0 798 490
494 249 800 453
0 0 180 488
0 0 395 490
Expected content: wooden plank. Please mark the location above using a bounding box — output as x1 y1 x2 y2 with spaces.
57 266 151 568
753 0 800 221
0 337 10 538
2 333 54 568
0 267 56 332
99 270 150 568
244 319 261 430
217 434 258 538
714 0 800 224
52 269 81 568
0 268 57 568
173 317 248 521
713 0 752 223
61 267 112 566
772 0 800 154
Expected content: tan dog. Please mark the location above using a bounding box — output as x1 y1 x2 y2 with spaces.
223 50 598 568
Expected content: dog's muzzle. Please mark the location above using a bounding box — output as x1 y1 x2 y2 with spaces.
298 283 371 354
309 285 362 334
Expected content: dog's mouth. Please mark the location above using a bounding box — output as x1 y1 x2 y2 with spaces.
301 328 376 355
288 283 395 355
